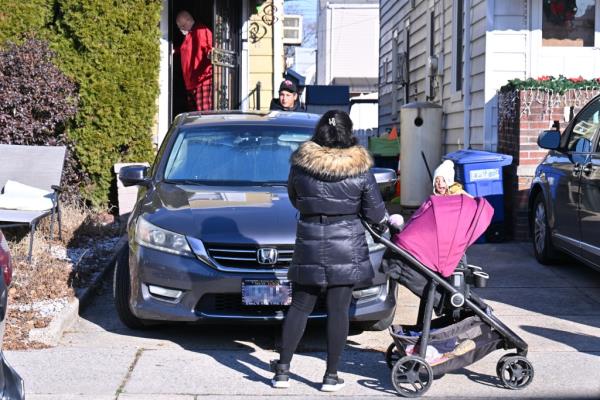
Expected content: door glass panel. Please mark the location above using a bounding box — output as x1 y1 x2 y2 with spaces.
567 99 600 151
542 0 595 47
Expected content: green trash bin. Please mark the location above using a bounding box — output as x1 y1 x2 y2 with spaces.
369 135 399 170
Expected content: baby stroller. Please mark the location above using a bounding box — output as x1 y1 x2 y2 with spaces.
364 194 533 397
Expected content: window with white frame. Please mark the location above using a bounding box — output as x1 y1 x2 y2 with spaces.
542 0 595 47
283 15 303 45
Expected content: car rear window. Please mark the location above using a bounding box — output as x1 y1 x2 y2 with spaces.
163 125 312 184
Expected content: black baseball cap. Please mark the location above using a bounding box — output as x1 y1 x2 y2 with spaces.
279 79 297 94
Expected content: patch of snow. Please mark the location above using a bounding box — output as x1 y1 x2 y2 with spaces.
14 297 70 318
50 237 120 264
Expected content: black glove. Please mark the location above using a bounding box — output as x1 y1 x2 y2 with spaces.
371 222 388 235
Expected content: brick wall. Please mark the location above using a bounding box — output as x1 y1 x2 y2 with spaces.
498 89 591 240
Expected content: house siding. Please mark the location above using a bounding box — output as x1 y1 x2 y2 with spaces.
484 0 528 150
379 0 488 153
317 0 379 90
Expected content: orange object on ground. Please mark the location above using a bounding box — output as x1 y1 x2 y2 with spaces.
387 126 398 140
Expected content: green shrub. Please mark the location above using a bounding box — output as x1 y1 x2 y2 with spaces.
0 0 162 207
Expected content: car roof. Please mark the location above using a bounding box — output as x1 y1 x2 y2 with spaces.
177 110 320 129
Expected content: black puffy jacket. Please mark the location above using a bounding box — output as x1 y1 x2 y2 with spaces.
269 98 306 112
287 141 387 286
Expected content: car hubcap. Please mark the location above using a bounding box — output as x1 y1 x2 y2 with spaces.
534 203 546 254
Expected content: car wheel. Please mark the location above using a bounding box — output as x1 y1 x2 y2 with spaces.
113 243 150 329
532 193 559 264
352 308 395 332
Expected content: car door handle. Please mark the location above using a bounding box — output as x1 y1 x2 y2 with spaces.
582 163 593 176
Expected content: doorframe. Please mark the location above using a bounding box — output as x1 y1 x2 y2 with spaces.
157 0 248 147
157 0 171 147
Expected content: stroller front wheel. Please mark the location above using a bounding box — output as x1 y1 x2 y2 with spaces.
496 354 534 390
391 356 433 398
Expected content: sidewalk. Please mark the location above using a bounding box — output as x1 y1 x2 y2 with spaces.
5 242 600 399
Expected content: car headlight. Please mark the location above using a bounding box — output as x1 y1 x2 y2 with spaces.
135 216 193 257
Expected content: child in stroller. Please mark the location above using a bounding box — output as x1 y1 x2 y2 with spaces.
370 192 534 397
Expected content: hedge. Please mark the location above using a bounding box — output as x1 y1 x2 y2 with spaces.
0 0 162 207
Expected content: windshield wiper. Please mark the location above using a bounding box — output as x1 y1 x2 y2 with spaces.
259 181 288 187
164 179 210 186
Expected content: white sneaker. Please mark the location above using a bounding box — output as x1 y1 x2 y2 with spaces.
270 360 290 389
321 373 345 392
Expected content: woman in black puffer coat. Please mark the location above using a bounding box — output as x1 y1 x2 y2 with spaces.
270 110 388 392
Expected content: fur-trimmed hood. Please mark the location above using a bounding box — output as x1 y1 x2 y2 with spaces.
291 141 373 180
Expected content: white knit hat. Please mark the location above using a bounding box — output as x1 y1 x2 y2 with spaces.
432 160 455 192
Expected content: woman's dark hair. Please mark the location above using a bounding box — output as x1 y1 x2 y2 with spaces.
311 110 357 148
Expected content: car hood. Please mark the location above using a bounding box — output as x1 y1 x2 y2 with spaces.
139 182 298 245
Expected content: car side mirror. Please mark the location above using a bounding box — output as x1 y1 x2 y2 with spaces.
372 167 398 201
119 165 150 187
537 130 561 150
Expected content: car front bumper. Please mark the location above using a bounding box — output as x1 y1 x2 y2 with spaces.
128 243 396 323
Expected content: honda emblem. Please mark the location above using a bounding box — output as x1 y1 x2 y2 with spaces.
257 248 278 265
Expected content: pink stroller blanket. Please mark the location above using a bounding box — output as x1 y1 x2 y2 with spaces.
393 195 494 277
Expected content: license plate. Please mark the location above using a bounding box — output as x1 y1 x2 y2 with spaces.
241 279 292 306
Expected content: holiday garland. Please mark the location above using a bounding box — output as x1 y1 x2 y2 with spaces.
501 75 600 94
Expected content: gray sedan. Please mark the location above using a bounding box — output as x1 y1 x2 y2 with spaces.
115 111 397 331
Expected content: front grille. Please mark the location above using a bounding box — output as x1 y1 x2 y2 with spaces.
195 293 327 316
206 243 294 269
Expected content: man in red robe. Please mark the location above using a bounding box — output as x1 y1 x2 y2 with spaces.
175 10 213 111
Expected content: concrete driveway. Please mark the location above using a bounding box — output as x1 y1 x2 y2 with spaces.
5 242 600 399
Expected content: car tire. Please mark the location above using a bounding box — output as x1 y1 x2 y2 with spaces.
351 308 395 332
531 192 559 265
113 243 150 330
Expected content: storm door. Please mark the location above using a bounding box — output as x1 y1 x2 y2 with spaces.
212 0 241 110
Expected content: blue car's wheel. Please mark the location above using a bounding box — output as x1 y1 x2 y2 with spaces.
532 193 559 264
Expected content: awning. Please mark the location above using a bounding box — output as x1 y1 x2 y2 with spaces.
331 77 377 93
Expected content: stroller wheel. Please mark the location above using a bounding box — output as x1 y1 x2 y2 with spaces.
391 356 433 398
497 354 534 390
385 343 406 369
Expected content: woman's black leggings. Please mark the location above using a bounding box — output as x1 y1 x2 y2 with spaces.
279 283 354 375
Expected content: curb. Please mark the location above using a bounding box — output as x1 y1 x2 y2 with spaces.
28 235 128 346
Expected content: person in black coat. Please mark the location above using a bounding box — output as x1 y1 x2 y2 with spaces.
270 110 388 391
269 79 306 112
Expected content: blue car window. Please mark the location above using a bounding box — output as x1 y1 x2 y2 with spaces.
164 126 312 183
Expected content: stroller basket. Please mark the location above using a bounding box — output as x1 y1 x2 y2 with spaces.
390 314 504 376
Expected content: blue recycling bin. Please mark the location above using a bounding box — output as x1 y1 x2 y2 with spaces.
443 149 513 242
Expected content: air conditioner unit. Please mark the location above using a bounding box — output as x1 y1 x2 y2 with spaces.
283 15 303 45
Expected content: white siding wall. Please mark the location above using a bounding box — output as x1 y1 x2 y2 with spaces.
380 0 600 152
379 0 488 153
317 1 379 85
484 0 529 151
378 0 407 129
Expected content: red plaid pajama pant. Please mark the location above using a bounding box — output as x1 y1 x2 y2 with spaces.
186 81 213 111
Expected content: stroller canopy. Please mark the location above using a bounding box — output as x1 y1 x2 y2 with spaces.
393 194 494 277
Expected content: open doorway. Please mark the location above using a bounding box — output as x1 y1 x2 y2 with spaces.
170 0 213 118
168 0 242 119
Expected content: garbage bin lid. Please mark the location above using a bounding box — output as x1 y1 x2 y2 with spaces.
444 149 513 165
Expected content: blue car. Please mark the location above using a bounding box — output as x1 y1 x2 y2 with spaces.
529 94 600 270
115 111 398 330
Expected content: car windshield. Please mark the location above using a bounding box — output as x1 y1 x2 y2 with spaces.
163 125 313 184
